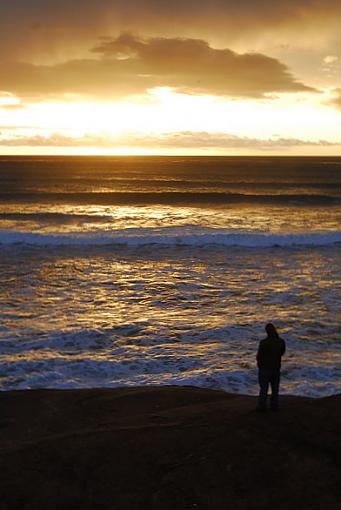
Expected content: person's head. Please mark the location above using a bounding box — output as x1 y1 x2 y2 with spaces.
265 323 279 338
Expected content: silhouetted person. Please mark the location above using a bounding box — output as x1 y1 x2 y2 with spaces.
256 323 286 411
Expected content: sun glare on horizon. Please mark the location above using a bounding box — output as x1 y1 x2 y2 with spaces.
1 87 341 156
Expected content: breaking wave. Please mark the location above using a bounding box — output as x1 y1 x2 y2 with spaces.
1 227 340 247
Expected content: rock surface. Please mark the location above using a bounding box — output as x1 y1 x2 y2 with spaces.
0 386 340 509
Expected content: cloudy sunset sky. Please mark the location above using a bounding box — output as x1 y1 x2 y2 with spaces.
1 0 341 155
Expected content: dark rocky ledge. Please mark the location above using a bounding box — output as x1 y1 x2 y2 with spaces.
0 386 340 509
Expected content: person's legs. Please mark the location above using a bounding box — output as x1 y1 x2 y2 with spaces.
258 370 269 410
270 370 280 410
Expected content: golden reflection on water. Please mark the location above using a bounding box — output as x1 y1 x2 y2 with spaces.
0 202 340 234
3 245 337 336
0 243 340 395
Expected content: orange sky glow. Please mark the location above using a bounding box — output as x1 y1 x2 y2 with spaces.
1 1 341 155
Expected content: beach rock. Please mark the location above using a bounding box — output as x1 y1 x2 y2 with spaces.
0 386 340 509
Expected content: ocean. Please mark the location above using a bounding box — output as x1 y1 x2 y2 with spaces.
0 156 340 396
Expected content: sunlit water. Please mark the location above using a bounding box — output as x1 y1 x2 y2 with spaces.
0 156 340 396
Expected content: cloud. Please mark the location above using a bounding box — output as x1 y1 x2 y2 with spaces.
0 34 315 100
0 133 85 147
1 2 341 62
328 88 341 109
0 131 339 149
0 104 25 110
1 2 339 100
324 55 338 64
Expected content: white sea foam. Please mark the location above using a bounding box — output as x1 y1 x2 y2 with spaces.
0 227 340 247
1 323 340 397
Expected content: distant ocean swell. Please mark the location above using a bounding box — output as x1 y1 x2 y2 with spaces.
0 191 340 205
1 228 340 247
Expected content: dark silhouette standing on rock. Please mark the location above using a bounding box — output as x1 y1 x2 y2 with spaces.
257 323 286 411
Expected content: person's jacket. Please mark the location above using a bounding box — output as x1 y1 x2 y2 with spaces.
257 335 286 370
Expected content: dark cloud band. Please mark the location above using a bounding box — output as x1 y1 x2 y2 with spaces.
0 131 339 149
0 34 315 100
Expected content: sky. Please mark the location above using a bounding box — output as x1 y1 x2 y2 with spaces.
0 0 341 155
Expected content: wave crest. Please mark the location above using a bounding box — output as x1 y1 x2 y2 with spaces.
0 227 340 247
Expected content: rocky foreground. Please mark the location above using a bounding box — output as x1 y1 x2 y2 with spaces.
0 386 340 509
